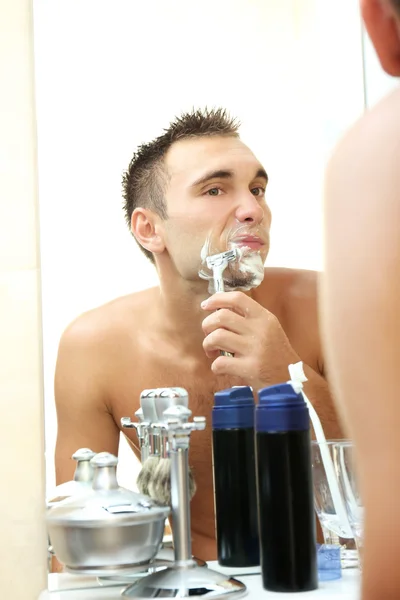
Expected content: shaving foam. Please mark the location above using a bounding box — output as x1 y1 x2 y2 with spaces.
198 229 265 294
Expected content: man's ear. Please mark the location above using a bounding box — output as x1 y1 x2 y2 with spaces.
361 0 400 76
131 208 165 256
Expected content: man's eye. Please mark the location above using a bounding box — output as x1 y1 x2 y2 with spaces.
251 186 265 197
206 188 222 196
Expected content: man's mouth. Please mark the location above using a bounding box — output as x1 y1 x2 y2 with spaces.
231 235 266 251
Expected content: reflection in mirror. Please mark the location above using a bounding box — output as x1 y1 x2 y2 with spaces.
32 0 384 582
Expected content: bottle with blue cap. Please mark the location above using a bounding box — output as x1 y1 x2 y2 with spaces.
212 386 259 567
255 382 317 592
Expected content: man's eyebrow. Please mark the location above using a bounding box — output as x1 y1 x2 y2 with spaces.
190 169 234 188
190 167 268 188
255 168 268 182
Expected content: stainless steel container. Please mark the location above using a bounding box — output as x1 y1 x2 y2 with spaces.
47 448 97 569
47 448 96 506
46 452 170 574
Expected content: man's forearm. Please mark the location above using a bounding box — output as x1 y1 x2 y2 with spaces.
301 362 344 441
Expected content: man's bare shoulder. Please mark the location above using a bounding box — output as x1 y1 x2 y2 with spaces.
261 266 319 307
327 86 400 177
59 286 159 353
260 267 322 369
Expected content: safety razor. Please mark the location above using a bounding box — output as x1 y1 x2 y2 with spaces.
205 248 239 357
205 248 239 294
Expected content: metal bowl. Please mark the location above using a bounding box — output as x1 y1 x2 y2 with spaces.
46 452 170 573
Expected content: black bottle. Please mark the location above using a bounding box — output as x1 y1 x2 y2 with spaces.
212 386 260 567
255 383 317 592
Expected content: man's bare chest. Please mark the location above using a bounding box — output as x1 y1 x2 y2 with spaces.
107 317 318 435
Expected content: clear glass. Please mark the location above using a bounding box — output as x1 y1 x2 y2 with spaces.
311 440 359 568
332 441 364 568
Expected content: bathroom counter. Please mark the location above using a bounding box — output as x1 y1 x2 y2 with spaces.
39 565 360 599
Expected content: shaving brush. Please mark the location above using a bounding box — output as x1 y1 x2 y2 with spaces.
148 443 197 506
137 456 160 496
135 388 197 505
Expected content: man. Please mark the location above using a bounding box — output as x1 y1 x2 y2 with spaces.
321 1 400 598
55 107 342 561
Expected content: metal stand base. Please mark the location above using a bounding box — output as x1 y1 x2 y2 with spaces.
97 556 207 584
66 561 151 578
121 563 247 598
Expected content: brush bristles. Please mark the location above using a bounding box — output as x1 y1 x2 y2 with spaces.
136 456 160 496
137 457 197 506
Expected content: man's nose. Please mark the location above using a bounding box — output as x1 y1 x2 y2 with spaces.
235 193 265 224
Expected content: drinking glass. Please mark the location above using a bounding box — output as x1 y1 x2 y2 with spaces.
332 441 364 567
311 440 359 568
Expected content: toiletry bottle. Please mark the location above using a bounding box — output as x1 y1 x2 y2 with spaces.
212 386 260 567
255 383 317 592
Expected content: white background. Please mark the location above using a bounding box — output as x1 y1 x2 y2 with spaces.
32 0 397 494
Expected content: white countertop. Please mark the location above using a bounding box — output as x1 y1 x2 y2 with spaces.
39 563 360 599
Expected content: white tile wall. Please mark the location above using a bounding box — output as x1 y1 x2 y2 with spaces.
0 0 47 597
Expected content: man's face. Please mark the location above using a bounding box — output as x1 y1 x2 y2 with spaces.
160 135 272 285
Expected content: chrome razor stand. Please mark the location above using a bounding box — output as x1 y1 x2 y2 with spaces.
121 408 150 464
121 403 247 599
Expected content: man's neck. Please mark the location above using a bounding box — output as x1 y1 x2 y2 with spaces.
153 267 252 353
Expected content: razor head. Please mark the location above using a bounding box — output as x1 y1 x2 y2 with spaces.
206 248 239 270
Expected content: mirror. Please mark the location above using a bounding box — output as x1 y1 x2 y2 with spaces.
32 0 397 577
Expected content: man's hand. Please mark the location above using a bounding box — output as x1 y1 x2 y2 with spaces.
201 291 300 390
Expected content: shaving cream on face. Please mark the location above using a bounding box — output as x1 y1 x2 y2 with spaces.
198 234 214 288
198 234 265 294
200 237 210 265
233 246 265 290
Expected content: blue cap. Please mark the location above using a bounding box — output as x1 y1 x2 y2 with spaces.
212 387 254 430
255 383 309 432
